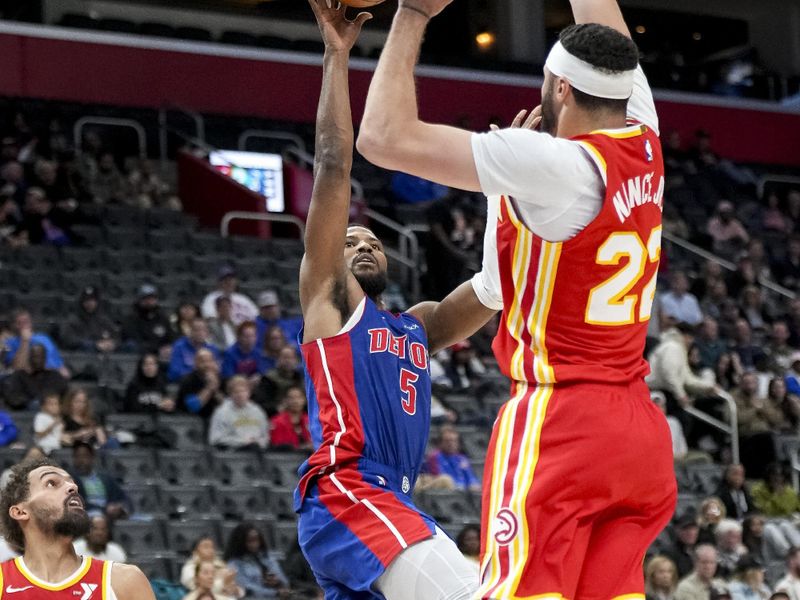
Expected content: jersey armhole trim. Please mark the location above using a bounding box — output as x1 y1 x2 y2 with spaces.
102 560 112 600
576 141 608 186
338 296 367 335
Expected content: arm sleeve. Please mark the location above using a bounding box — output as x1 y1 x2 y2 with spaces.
167 343 183 382
627 66 659 135
471 129 599 204
470 195 503 310
45 338 64 370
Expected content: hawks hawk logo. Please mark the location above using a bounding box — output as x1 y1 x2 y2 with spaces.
493 508 519 546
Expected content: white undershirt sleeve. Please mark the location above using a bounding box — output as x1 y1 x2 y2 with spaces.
470 195 504 310
628 65 659 135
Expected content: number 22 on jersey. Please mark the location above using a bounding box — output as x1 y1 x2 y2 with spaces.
585 226 662 326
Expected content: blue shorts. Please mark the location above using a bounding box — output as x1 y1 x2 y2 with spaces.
297 461 437 599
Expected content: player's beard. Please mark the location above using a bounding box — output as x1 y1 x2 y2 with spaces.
354 270 387 302
540 79 558 136
34 499 91 540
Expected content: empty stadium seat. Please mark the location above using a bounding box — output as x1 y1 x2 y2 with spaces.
158 449 213 484
102 448 158 484
264 486 296 520
270 520 298 558
165 518 221 554
157 415 206 449
415 490 477 524
131 553 180 583
125 482 164 517
686 463 723 496
161 484 217 517
213 451 266 485
216 484 272 520
262 453 303 488
114 519 166 554
138 22 177 38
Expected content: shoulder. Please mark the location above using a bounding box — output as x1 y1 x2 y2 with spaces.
111 562 155 600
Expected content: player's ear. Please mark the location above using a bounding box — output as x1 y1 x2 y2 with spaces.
9 504 30 524
556 78 571 102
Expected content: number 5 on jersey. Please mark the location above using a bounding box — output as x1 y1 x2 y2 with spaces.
400 368 419 415
585 226 662 326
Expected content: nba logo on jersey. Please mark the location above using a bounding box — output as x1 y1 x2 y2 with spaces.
645 139 654 162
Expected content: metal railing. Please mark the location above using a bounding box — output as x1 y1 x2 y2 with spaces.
684 390 739 465
757 174 800 200
158 105 207 174
239 129 307 155
364 209 422 302
221 211 306 239
74 116 147 159
663 230 795 300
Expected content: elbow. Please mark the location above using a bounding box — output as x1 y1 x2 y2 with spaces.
356 129 398 170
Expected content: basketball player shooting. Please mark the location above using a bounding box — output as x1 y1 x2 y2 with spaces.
358 0 677 598
296 1 503 599
0 458 154 599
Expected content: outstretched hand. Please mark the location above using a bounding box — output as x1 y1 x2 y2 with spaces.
308 0 372 53
490 106 542 132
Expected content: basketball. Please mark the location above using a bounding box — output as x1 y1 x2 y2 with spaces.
339 0 386 7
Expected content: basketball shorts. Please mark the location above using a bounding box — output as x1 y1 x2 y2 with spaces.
297 459 438 599
478 380 677 600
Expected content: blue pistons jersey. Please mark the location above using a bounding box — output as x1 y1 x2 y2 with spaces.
295 295 432 507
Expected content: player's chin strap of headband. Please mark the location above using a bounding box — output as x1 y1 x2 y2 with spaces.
545 41 635 100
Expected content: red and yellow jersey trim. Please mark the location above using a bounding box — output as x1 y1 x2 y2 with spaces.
590 124 648 139
14 556 93 591
502 197 561 385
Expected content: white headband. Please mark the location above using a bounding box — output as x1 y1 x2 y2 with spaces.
545 41 635 100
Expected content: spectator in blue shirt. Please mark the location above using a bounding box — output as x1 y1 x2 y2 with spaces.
223 523 290 599
0 411 18 447
423 425 481 492
168 318 220 382
221 321 263 382
2 309 69 378
660 271 704 327
255 290 302 351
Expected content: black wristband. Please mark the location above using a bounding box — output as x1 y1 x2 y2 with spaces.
401 4 431 20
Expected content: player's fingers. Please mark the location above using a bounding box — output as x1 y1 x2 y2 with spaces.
522 108 540 130
489 124 499 131
510 109 528 128
308 0 322 16
531 116 542 130
354 11 373 27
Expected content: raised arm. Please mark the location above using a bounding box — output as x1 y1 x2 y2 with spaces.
300 0 371 340
569 0 631 38
356 1 481 191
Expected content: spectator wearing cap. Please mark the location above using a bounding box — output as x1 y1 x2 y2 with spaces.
660 271 704 328
61 287 120 352
666 513 701 578
253 345 303 417
728 555 771 599
221 321 264 382
121 284 173 355
207 296 237 350
775 547 800 600
0 342 68 410
675 544 726 600
255 290 302 351
707 200 749 260
168 318 220 382
715 519 748 579
201 265 258 326
2 309 69 378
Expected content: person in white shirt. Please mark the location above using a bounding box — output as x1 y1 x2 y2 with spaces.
73 514 127 563
33 392 65 454
208 375 269 450
201 265 258 325
776 547 800 600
